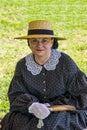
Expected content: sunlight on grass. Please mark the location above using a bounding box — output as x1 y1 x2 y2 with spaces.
0 0 87 118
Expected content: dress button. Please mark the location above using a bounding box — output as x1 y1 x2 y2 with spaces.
43 81 46 84
43 73 45 75
44 96 46 99
43 89 46 91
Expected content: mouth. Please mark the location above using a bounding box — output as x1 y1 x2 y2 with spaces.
36 49 44 52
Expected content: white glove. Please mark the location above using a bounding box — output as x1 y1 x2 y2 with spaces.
28 102 50 119
44 103 50 107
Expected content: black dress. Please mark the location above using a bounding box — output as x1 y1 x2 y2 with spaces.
1 49 87 130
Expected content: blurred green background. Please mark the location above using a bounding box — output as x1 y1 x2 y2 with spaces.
0 0 87 118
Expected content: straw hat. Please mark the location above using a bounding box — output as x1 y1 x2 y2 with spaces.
15 20 66 40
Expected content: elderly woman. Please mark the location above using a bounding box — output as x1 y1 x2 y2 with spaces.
1 20 87 130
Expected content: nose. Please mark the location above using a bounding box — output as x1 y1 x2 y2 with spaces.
36 41 43 47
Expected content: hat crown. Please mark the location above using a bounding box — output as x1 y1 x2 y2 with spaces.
15 20 66 40
29 20 53 30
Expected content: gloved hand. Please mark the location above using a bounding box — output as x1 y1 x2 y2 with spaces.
44 103 50 107
28 102 50 119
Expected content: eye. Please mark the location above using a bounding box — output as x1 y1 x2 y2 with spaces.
42 39 48 43
32 39 38 43
30 39 39 45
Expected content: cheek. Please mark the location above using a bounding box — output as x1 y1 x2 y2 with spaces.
47 43 53 49
44 45 52 51
29 45 35 52
29 43 34 48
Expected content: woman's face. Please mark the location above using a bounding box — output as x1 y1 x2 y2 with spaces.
28 38 54 58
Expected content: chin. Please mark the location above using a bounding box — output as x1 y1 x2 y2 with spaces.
35 52 45 57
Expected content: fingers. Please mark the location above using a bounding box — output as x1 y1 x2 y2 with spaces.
28 102 50 119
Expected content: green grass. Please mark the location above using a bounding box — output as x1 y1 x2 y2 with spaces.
0 0 87 118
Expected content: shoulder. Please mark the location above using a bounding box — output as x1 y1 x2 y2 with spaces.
53 49 75 63
61 52 77 65
59 51 79 72
14 54 30 74
16 57 26 68
61 52 74 61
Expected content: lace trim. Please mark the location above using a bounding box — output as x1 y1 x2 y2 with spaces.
25 49 61 75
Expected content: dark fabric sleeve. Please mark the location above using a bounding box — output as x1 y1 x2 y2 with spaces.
67 71 87 96
66 70 87 109
49 53 87 109
8 59 39 114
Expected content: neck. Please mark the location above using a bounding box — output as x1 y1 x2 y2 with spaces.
34 52 51 65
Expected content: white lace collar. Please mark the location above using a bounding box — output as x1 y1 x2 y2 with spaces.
25 49 61 75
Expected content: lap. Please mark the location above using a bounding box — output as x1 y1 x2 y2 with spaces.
1 110 87 130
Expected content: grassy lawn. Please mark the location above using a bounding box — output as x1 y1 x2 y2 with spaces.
0 0 87 118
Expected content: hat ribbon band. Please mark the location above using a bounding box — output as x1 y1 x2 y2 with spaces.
28 29 54 35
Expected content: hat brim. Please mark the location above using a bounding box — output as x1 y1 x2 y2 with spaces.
14 34 66 40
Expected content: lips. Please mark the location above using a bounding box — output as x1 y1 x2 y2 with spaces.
36 49 44 52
